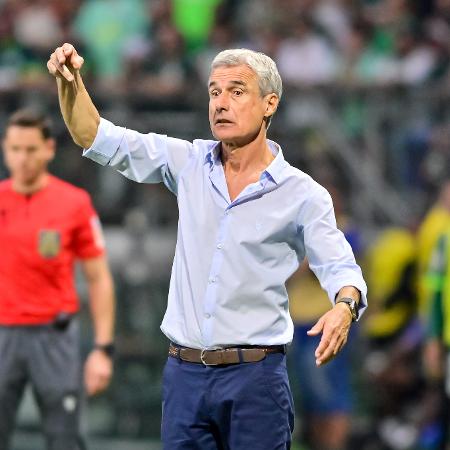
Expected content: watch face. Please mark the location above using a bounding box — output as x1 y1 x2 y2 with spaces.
350 301 358 320
337 298 358 321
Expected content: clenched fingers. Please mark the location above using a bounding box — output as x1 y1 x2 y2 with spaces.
47 43 84 82
48 50 74 82
62 43 84 70
47 59 72 81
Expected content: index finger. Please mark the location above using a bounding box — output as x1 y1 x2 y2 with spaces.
62 43 75 57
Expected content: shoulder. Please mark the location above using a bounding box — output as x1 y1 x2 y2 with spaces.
282 167 333 225
282 163 331 201
0 179 11 192
171 138 219 168
48 176 93 206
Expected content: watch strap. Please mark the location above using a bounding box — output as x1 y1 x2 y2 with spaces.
335 297 358 322
95 343 115 358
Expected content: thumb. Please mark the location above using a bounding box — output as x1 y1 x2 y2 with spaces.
307 317 324 336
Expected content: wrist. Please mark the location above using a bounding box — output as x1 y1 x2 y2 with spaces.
335 297 358 322
94 342 115 358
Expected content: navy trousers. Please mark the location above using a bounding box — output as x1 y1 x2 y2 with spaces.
161 352 294 449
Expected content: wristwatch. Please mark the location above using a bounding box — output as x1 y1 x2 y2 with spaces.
95 343 115 358
336 297 358 322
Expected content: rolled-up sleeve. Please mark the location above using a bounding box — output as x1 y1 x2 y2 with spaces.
83 117 194 194
299 185 368 318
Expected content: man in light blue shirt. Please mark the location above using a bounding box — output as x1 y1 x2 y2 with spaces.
48 43 367 449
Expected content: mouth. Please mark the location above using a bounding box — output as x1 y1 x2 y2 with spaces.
215 118 234 125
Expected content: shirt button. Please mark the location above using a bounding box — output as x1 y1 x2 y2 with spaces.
217 243 223 249
209 277 216 283
204 313 211 319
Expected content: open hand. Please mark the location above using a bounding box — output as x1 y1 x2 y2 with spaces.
307 302 352 366
47 43 84 82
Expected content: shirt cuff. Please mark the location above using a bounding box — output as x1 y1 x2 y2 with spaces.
82 117 126 166
329 276 368 321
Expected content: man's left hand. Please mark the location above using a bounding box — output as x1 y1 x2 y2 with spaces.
84 349 113 396
307 302 352 366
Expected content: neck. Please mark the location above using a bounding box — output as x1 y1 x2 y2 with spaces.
12 172 49 195
220 127 274 174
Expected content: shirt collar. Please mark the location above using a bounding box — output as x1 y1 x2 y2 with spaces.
204 139 287 185
204 141 221 166
265 140 287 185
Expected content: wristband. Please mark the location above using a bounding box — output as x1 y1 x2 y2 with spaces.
95 343 115 358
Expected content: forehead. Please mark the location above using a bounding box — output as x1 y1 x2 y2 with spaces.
208 64 258 87
5 126 45 142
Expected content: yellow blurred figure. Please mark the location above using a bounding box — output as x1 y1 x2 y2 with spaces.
364 228 416 339
417 181 450 316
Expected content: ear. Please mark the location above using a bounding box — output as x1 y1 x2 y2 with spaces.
45 138 56 162
264 93 279 119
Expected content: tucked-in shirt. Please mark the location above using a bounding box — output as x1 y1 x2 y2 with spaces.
84 118 367 349
0 175 104 325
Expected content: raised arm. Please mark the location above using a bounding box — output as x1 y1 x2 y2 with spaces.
48 43 196 193
47 43 99 148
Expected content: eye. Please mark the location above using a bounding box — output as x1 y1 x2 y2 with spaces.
210 89 219 97
233 90 243 96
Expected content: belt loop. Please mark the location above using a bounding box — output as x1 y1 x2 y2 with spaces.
237 348 244 363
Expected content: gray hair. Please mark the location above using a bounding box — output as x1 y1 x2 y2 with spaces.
211 49 283 100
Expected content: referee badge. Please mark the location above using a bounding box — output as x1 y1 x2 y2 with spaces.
38 230 61 258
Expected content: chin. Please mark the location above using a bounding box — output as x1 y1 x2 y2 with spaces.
212 125 239 141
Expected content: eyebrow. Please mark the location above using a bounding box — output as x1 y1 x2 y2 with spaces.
208 80 247 89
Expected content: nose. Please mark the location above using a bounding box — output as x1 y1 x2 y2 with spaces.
213 92 230 112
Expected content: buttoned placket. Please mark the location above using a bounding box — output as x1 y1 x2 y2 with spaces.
200 156 269 347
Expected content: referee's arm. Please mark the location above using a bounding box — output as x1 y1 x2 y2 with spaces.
81 255 115 396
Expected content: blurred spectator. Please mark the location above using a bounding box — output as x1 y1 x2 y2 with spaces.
275 16 339 86
74 0 149 84
0 1 26 92
311 0 353 52
171 0 222 53
364 228 416 342
362 227 428 449
125 22 196 109
423 225 450 449
392 25 438 85
13 0 63 54
417 181 450 317
338 19 397 85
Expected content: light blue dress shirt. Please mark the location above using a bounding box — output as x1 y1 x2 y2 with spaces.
84 118 367 349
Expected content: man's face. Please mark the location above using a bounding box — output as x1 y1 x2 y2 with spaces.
208 64 278 146
3 126 55 185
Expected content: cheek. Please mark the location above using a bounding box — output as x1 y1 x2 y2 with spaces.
241 104 265 127
4 153 19 169
208 103 215 121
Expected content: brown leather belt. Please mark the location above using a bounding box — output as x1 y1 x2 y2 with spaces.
168 342 285 366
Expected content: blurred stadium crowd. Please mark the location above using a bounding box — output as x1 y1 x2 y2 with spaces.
1 0 450 449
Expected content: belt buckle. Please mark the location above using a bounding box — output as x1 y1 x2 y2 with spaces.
200 349 219 366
